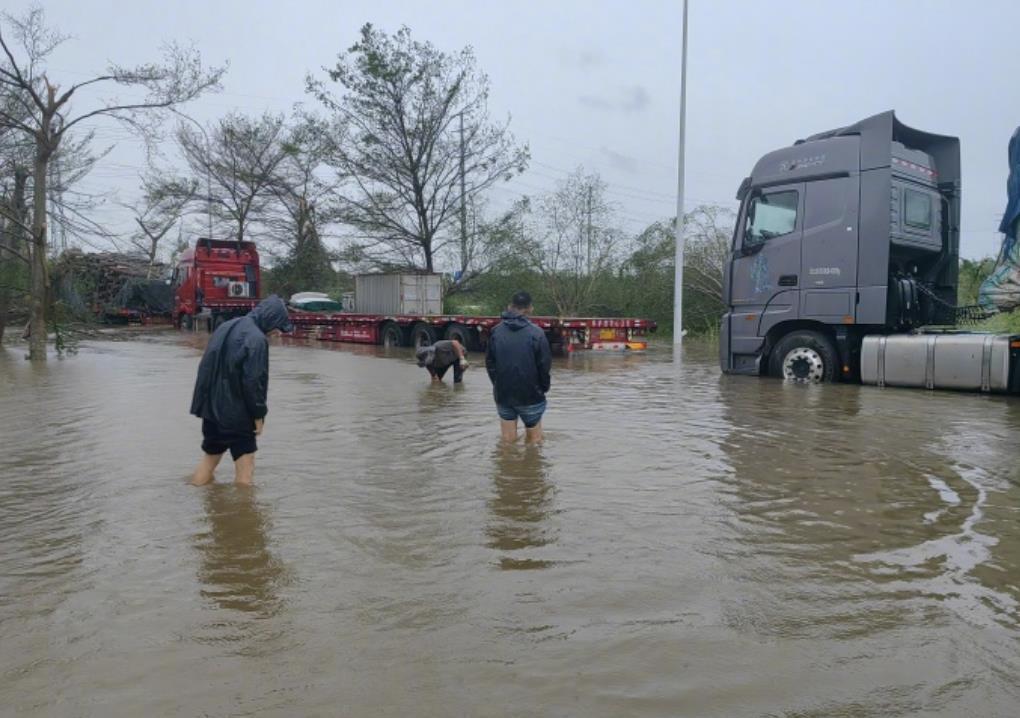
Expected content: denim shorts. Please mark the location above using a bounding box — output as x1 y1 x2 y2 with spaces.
496 400 547 428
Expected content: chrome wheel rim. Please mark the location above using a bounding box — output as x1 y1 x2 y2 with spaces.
782 347 825 383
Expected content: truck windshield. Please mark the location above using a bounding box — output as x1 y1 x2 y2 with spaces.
745 190 799 247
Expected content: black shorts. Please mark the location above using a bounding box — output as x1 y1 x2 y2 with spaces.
201 419 257 460
428 362 464 383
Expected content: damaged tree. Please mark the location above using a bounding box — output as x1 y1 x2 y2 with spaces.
175 112 289 246
308 24 529 272
0 7 223 359
126 174 195 278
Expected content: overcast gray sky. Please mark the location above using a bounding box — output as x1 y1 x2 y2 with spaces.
10 0 1020 260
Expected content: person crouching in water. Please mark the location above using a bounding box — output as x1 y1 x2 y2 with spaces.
189 295 294 486
485 291 551 444
416 339 468 383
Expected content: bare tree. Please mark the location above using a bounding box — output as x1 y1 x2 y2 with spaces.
442 195 535 298
516 167 622 315
125 174 196 277
0 81 103 340
0 7 224 359
176 112 288 246
264 113 337 252
619 205 736 332
259 114 341 294
308 24 529 272
682 205 735 304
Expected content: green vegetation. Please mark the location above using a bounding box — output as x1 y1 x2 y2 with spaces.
976 308 1020 333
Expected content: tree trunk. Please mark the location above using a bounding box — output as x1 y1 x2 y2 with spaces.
0 215 8 346
29 144 50 361
423 234 434 272
0 169 28 347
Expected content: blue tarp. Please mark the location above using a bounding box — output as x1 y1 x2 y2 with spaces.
979 126 1020 312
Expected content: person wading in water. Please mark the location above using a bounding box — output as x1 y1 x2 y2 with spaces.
416 339 469 383
189 295 293 486
485 291 552 444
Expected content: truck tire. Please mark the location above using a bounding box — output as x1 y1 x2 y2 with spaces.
444 323 480 352
410 322 438 349
380 321 405 348
181 314 193 331
769 330 838 383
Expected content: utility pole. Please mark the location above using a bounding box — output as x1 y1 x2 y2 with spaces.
673 0 689 346
586 184 593 275
458 112 468 279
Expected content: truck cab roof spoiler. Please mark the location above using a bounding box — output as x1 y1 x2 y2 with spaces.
794 110 960 181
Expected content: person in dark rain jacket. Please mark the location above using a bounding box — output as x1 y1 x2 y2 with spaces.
485 291 552 444
189 295 293 486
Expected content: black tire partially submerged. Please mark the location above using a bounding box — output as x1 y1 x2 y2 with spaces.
444 322 480 352
380 321 405 348
769 330 838 383
410 322 438 349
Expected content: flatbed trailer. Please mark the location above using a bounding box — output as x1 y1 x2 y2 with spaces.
286 310 656 353
185 296 656 353
171 240 656 352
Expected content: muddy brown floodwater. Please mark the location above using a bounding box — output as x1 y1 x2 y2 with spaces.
2 332 1020 717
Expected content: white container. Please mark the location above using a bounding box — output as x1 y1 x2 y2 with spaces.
354 274 442 315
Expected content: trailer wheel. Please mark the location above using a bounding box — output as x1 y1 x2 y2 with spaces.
181 314 193 331
444 323 480 352
770 330 838 383
410 322 438 349
380 321 405 348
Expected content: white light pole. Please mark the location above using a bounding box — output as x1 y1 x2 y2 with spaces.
673 0 689 346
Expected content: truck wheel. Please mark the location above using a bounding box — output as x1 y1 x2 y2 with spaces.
444 323 480 351
181 314 193 331
410 322 438 349
380 321 405 348
769 330 838 383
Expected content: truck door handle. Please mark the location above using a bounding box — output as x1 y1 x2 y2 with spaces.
779 275 798 287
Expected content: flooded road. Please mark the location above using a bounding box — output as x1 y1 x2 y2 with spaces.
2 332 1020 717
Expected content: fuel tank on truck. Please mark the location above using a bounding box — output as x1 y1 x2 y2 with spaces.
860 333 1020 393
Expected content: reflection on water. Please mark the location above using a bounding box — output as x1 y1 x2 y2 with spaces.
2 335 1020 717
193 485 285 616
487 443 556 570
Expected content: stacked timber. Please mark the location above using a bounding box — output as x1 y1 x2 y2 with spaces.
52 249 167 315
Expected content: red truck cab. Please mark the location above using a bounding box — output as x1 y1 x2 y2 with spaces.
172 239 261 329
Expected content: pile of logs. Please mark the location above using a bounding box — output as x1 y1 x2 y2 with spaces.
53 249 166 313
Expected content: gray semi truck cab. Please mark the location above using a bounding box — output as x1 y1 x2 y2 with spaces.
720 111 1020 393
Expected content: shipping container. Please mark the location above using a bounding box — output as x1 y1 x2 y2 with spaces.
354 274 442 315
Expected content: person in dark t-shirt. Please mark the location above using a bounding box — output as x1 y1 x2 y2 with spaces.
416 339 468 383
